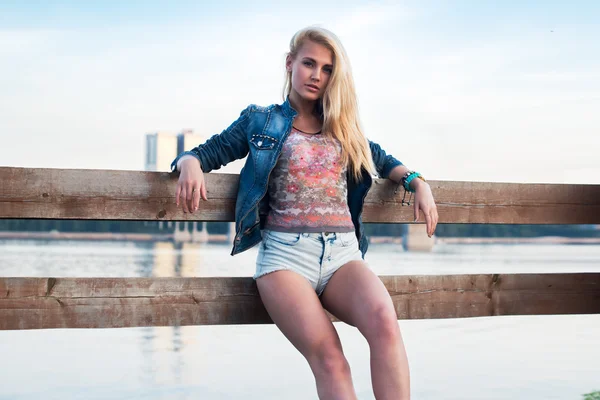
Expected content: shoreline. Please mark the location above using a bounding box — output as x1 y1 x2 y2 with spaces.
0 231 228 243
435 236 600 245
0 231 599 245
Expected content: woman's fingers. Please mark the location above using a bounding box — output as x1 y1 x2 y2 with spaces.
175 184 182 207
180 187 189 213
176 181 207 213
429 207 438 236
200 182 208 201
191 180 208 212
413 200 419 222
176 159 206 213
418 200 438 237
186 183 194 213
415 183 438 237
191 186 201 212
424 212 433 237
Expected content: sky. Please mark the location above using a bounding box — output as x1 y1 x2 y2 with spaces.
1 0 599 184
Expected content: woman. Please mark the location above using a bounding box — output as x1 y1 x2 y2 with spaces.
173 26 438 400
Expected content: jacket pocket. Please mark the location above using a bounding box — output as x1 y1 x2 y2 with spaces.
250 134 277 150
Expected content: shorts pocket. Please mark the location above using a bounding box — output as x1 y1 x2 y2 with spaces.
264 230 302 246
338 232 358 247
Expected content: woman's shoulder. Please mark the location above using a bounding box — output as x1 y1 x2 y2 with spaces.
244 103 280 114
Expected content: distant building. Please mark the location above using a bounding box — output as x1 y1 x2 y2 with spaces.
145 132 178 172
145 129 245 173
176 129 204 155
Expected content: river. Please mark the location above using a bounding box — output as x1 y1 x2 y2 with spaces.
1 239 599 400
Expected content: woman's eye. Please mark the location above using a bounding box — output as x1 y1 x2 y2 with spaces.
324 68 332 74
303 61 313 67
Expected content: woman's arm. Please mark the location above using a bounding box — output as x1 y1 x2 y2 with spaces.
368 140 403 179
173 106 253 213
388 163 438 237
170 106 253 173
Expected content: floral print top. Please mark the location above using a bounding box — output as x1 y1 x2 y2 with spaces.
264 128 355 233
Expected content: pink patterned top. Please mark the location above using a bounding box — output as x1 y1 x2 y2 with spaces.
264 128 355 233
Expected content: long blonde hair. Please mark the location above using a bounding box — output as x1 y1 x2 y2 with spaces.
283 27 374 180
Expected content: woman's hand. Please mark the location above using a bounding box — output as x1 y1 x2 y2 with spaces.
175 158 207 213
413 180 438 237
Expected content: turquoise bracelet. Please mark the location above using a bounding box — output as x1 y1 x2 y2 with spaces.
403 172 422 193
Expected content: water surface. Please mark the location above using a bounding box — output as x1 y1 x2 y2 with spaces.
1 240 598 400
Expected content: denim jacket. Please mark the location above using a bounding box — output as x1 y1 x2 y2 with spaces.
171 98 403 257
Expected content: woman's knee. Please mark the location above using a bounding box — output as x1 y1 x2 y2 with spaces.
307 340 352 378
361 304 401 345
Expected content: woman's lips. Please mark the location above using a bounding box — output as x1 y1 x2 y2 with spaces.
305 84 319 92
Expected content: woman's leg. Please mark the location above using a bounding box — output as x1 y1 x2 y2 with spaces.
256 270 358 400
320 261 410 400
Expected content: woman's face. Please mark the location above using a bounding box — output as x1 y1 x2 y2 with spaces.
287 40 333 102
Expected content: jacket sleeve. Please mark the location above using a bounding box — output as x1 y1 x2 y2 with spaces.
170 106 252 173
368 140 403 179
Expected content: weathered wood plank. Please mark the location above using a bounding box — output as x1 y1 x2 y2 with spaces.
1 274 599 330
1 167 599 224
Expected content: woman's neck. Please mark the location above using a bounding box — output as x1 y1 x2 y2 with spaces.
288 91 317 118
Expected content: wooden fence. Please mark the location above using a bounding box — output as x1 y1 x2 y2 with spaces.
1 166 599 330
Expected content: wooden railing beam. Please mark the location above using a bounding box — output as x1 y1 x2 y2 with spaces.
1 167 599 224
1 274 599 330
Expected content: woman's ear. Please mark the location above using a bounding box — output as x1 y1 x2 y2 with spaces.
285 55 293 72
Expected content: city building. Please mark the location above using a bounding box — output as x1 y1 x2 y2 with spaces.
145 129 245 173
144 129 241 241
144 132 178 172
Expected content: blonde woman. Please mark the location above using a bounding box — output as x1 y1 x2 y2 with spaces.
173 27 438 400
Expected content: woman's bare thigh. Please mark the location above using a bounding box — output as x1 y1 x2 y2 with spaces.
320 260 397 332
256 270 343 357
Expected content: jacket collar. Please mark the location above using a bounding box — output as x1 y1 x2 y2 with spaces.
281 96 298 119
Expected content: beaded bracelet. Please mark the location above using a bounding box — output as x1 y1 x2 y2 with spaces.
394 170 426 206
401 171 426 193
404 172 420 191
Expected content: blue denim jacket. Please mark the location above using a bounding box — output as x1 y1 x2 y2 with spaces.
171 98 403 257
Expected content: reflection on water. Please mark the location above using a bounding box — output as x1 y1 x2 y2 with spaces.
133 241 203 278
1 240 600 399
125 242 208 388
139 325 187 389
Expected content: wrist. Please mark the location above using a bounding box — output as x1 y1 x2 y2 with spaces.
411 177 427 191
178 156 202 172
401 170 425 193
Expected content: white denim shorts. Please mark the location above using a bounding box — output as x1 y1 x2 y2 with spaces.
253 229 364 296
